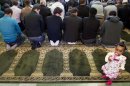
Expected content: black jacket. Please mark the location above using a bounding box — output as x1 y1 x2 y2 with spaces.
77 5 89 18
82 17 100 40
24 11 45 37
40 5 52 30
47 15 63 42
63 15 82 42
118 4 130 29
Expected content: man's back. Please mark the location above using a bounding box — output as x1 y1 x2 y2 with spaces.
47 15 62 34
63 15 82 42
82 17 100 40
21 6 32 21
0 16 21 42
118 4 130 29
77 5 89 18
101 16 123 45
24 11 44 37
47 15 62 42
11 5 21 23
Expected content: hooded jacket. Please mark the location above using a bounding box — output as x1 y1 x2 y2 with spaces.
100 16 123 45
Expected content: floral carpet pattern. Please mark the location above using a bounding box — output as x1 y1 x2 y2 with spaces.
0 30 130 82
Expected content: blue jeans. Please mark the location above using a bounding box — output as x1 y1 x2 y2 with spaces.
5 34 25 46
28 35 45 44
28 34 45 49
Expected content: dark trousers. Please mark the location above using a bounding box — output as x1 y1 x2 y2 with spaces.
5 34 25 46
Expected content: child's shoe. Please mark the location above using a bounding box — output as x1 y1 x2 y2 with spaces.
106 79 112 85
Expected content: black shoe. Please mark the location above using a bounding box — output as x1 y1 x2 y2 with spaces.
37 42 41 48
31 42 36 50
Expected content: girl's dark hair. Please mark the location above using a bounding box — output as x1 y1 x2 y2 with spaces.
116 42 127 50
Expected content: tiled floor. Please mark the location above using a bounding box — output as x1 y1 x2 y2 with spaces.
0 83 130 86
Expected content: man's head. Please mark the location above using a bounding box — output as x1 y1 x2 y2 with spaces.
32 4 41 14
40 0 46 6
53 7 62 16
79 0 86 5
4 8 13 17
12 0 18 6
109 11 117 16
24 0 30 6
69 7 78 16
89 8 97 17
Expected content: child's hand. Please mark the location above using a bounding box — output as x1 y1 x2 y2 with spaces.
108 55 112 61
108 58 111 61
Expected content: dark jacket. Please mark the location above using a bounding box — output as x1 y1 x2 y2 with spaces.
82 17 100 40
65 0 78 12
118 4 130 29
24 11 44 37
47 15 63 42
77 5 89 18
63 15 82 42
100 16 123 45
40 5 52 30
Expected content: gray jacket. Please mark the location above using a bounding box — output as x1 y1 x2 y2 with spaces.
100 16 123 45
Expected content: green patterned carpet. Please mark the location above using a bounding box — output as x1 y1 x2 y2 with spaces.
0 30 129 82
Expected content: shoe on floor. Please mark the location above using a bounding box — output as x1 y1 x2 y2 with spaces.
106 79 112 86
67 42 76 45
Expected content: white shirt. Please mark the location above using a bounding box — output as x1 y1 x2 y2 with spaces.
91 1 104 17
50 2 65 20
104 5 117 19
11 5 21 23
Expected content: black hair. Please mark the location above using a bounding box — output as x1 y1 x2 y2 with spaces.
32 4 40 11
12 0 18 6
4 8 13 15
79 0 86 5
24 0 30 6
89 7 97 17
53 7 62 15
109 11 117 16
69 7 78 14
115 42 127 51
3 3 10 11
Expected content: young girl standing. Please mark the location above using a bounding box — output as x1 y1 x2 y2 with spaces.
102 42 127 85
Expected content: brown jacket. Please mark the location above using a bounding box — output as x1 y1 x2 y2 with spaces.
21 6 32 21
